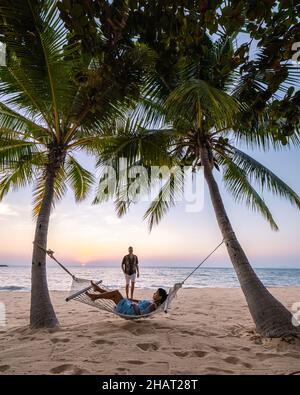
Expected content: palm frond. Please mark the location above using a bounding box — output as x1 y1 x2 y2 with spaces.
165 79 242 130
96 118 177 169
143 167 184 231
0 102 49 143
66 155 94 201
64 42 155 140
93 158 150 210
0 138 39 169
220 155 279 230
0 151 45 200
233 125 300 150
27 0 80 138
229 147 300 210
93 165 117 206
0 0 80 136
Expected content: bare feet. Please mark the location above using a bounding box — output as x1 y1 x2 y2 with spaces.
90 281 99 292
86 291 98 301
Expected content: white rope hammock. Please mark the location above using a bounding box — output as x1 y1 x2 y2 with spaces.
66 277 183 320
35 240 224 320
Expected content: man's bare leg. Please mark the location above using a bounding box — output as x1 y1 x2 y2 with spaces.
86 289 123 304
125 284 129 299
130 281 135 299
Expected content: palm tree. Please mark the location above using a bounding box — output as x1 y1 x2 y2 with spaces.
96 35 300 337
0 0 149 328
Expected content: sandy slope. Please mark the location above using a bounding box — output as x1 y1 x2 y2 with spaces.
0 287 299 375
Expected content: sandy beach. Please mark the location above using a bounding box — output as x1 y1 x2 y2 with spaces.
0 287 299 375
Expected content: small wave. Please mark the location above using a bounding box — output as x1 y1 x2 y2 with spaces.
150 284 168 288
0 285 29 291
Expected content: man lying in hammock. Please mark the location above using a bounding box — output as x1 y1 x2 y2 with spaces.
86 281 168 316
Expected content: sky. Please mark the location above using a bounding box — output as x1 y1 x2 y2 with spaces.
0 144 299 268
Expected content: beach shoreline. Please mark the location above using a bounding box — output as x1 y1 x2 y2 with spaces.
0 287 299 375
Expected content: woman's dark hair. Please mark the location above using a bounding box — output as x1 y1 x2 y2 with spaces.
157 288 168 305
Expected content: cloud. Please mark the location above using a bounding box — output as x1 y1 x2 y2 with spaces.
0 203 18 217
104 215 122 225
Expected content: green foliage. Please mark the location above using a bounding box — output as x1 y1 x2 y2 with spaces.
0 0 153 216
66 155 94 201
95 33 300 231
59 1 300 142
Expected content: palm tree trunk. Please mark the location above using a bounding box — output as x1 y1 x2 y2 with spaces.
30 148 64 329
200 147 299 338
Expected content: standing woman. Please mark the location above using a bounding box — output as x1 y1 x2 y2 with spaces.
121 246 140 299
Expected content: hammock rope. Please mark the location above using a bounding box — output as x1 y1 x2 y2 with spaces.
34 239 224 320
181 239 225 284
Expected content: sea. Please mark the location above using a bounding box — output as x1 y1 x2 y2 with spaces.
0 266 300 292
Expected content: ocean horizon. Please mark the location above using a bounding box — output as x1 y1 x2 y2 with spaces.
0 266 300 292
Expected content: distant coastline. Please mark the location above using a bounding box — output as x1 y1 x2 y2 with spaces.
0 264 8 267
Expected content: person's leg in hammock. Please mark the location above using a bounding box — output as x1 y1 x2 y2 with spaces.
90 281 107 293
86 285 167 316
86 284 123 305
86 282 138 316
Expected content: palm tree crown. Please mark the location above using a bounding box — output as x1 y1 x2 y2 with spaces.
95 34 300 231
0 0 150 212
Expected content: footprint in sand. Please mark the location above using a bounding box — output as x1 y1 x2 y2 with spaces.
126 360 145 365
77 334 92 338
137 343 159 351
211 345 231 352
153 325 172 330
223 356 252 368
241 347 251 351
223 356 240 364
93 339 114 345
191 350 208 358
0 365 10 372
72 367 88 375
50 364 88 375
173 351 189 357
50 364 73 374
255 352 282 361
94 331 103 336
173 350 207 358
50 338 70 344
116 367 128 373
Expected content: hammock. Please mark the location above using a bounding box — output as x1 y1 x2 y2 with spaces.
35 240 224 320
66 277 183 320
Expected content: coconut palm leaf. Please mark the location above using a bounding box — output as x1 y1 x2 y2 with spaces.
233 125 300 150
228 147 300 210
165 79 241 130
0 0 82 137
0 138 39 168
0 102 49 142
220 155 279 230
0 150 45 199
66 155 94 201
96 118 177 169
143 166 185 230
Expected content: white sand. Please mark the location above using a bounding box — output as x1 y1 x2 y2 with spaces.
0 287 299 375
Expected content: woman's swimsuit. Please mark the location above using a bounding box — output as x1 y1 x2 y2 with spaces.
115 299 153 316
